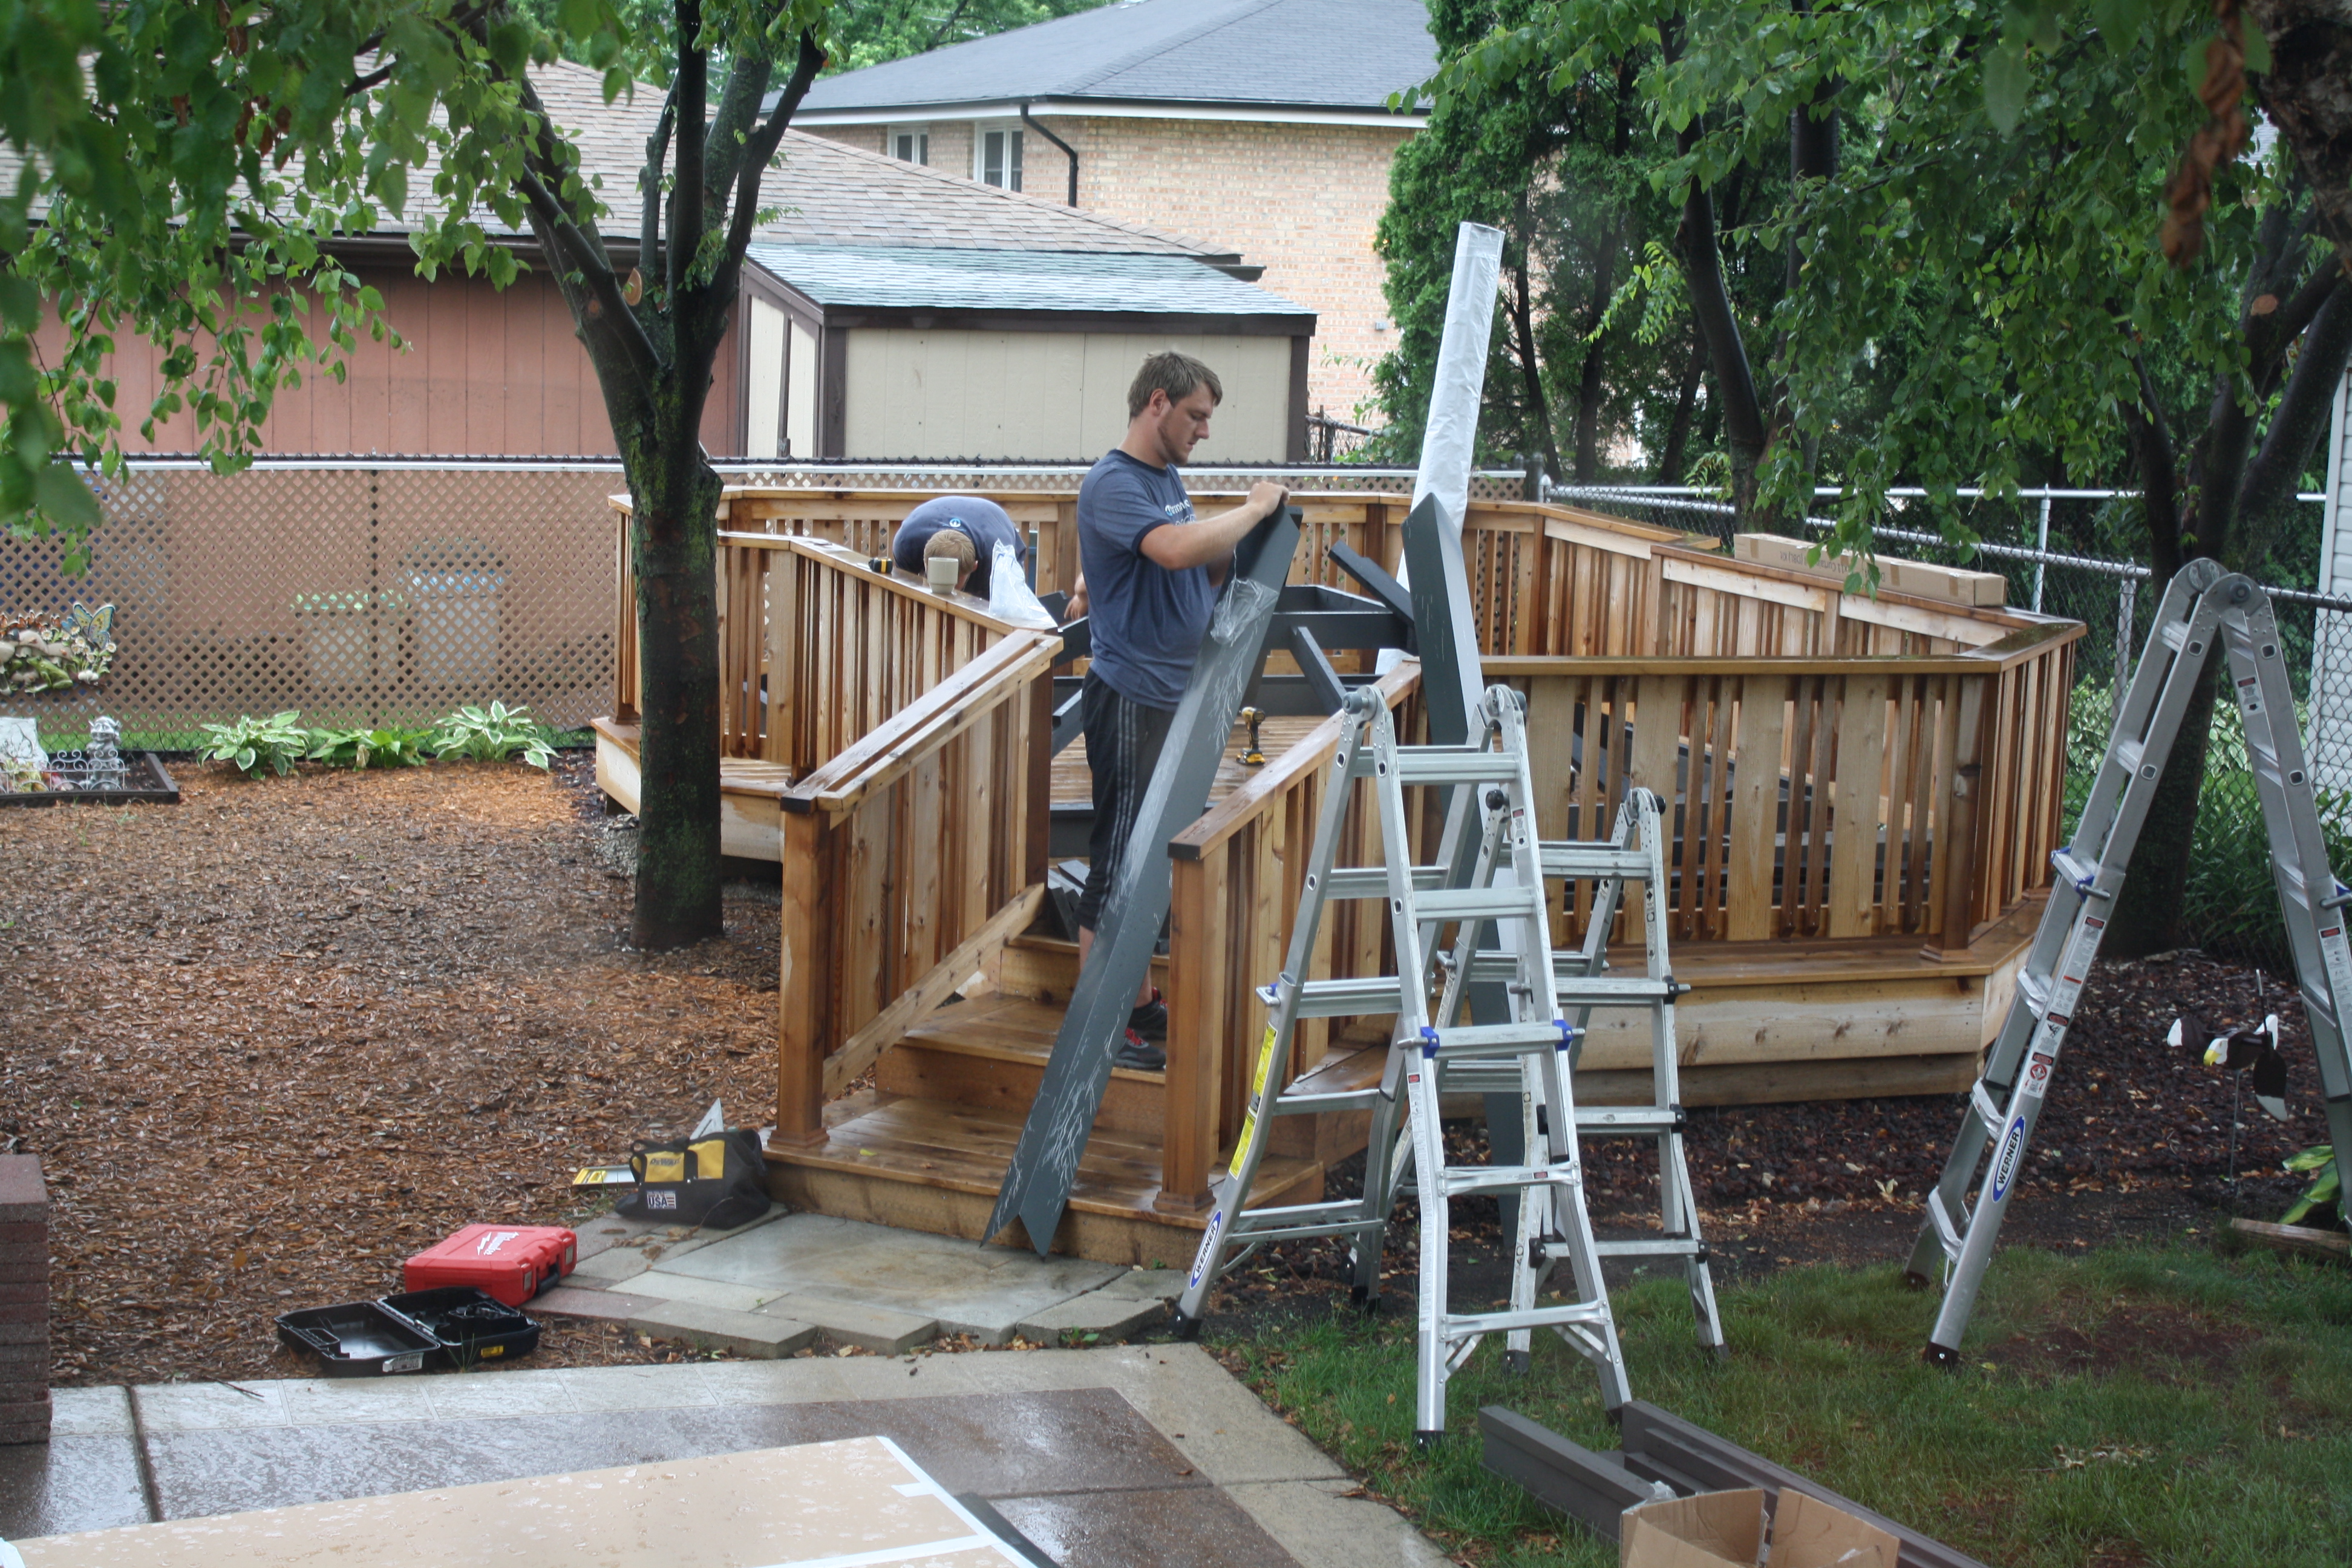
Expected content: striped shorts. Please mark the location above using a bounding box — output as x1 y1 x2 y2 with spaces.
1076 672 1176 932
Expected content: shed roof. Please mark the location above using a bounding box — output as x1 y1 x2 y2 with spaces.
794 0 1437 119
747 244 1315 319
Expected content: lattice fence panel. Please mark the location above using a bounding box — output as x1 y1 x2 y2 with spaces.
0 463 624 746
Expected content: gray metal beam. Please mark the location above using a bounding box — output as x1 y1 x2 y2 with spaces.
1477 1407 1668 1542
986 508 1302 1254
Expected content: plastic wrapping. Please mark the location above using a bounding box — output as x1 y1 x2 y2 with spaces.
1410 223 1506 540
986 540 1057 628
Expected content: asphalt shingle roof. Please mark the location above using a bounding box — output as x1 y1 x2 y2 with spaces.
747 244 1315 318
797 0 1437 115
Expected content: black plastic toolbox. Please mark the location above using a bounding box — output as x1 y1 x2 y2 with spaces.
275 1286 541 1375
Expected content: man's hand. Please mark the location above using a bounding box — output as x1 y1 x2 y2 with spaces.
1140 485 1293 572
1065 574 1089 621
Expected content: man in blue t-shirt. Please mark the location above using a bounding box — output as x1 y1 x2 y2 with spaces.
890 495 1026 597
1070 350 1287 1069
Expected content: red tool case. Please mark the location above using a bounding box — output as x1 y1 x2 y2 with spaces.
403 1224 576 1307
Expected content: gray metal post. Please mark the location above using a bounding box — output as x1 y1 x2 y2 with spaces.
2115 577 2135 691
986 509 1302 1255
2033 492 2051 613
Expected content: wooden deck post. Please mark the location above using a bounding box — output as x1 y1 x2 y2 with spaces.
1157 849 1224 1216
776 805 831 1147
1932 675 1991 959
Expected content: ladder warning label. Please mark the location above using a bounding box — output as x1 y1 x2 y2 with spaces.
1229 1027 1278 1180
2020 1051 2057 1100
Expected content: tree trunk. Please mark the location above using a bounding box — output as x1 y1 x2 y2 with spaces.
2245 0 2352 264
1507 201 1563 482
1676 172 1768 519
627 436 727 950
1655 335 1707 484
1571 220 1620 483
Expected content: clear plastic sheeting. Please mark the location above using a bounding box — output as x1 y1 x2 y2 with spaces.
985 540 1057 629
1410 223 1506 540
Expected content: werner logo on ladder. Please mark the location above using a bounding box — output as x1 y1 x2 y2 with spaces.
1907 558 2352 1362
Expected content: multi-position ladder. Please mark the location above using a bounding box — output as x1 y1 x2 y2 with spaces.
1174 683 1630 1440
1443 785 1725 1361
1908 559 2352 1361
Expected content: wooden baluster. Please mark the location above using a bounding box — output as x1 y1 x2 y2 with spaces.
776 806 831 1147
1158 843 1228 1216
1932 675 1991 957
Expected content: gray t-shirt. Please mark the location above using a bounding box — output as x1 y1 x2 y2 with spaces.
890 495 1024 596
1078 451 1220 711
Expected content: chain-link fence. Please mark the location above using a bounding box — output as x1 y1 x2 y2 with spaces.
1553 482 2352 969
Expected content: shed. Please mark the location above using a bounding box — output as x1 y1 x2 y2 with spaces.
741 244 1316 461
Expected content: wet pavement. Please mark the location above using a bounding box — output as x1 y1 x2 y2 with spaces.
0 1345 1448 1568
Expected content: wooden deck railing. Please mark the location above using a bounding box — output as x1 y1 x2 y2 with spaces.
774 624 1060 1146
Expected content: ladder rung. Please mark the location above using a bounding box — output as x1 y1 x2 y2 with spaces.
2048 849 2106 897
1217 1212 1388 1247
1437 1162 1580 1197
1439 1302 1612 1338
2159 619 2194 651
1318 866 1446 899
1290 976 1407 1017
1969 1080 2006 1132
2016 970 2050 1014
1463 956 1672 1004
1389 747 1520 785
1576 1106 1684 1134
1420 1022 1573 1057
1538 844 1654 882
2112 739 2146 777
1414 886 1543 923
1591 1237 1704 1259
1926 1190 1967 1261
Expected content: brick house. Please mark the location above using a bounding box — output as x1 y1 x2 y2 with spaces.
791 0 1433 425
62 62 1313 462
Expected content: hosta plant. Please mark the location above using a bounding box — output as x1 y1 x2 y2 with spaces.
306 726 432 771
198 711 310 779
431 702 555 769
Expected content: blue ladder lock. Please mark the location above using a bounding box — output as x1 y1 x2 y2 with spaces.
1419 1025 1442 1059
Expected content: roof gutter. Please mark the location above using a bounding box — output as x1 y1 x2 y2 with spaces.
1019 101 1079 207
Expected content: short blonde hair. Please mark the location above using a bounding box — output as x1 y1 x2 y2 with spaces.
923 527 978 578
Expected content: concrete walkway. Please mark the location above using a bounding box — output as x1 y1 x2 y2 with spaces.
1 1346 1448 1568
539 1209 1189 1354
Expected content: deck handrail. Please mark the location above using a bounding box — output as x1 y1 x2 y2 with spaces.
1169 663 1422 861
786 628 1062 818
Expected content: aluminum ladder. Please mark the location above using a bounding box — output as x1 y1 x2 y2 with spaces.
1442 785 1725 1361
1172 684 1630 1440
1907 558 2352 1361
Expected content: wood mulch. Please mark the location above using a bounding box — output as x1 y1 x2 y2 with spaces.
0 752 783 1385
3 753 2332 1384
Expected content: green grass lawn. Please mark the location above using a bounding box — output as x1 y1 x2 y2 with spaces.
1212 1241 2352 1566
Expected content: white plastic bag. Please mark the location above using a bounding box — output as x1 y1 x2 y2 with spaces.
987 540 1057 629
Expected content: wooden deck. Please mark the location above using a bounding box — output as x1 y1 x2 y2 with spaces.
598 488 2084 1264
595 710 1334 860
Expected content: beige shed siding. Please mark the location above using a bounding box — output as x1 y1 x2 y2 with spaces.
841 329 1292 460
815 115 1410 422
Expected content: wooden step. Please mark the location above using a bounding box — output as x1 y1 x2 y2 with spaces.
765 1091 1325 1266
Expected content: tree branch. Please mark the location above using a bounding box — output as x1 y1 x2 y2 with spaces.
515 163 662 390
2121 346 2184 579
2239 277 2352 544
641 87 676 289
715 30 826 295
668 0 709 298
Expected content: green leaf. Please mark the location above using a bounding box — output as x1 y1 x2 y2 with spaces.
0 273 39 332
2240 24 2270 76
1983 47 2029 135
31 464 100 532
488 22 534 78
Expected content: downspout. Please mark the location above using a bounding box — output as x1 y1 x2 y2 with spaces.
1020 101 1079 206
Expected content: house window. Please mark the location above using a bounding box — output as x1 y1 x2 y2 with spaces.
887 124 929 165
975 124 1023 191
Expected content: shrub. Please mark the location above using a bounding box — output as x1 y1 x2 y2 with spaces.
197 711 310 778
305 727 432 771
430 701 555 769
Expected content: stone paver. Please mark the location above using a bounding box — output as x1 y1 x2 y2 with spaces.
643 1214 1119 1345
1014 1292 1166 1344
621 1301 818 1359
4 1347 1443 1568
757 1296 938 1354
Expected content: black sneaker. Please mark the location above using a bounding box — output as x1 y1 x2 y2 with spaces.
1112 1027 1166 1071
1128 987 1168 1042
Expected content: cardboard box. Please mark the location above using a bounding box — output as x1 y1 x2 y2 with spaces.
1622 1486 1900 1568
